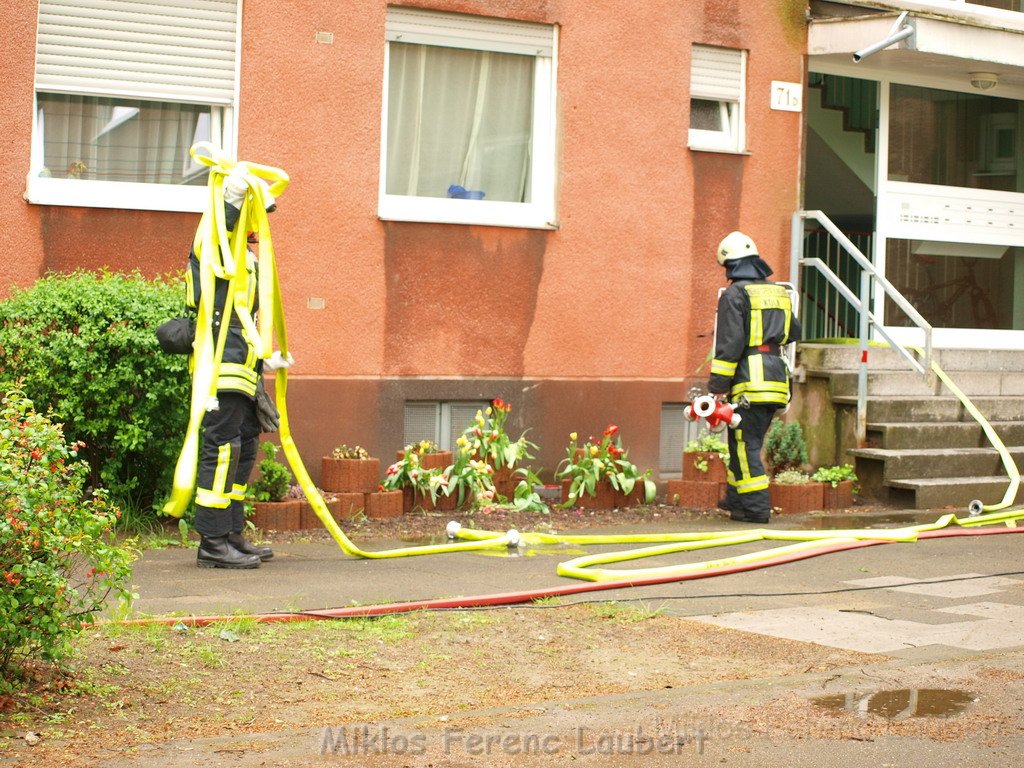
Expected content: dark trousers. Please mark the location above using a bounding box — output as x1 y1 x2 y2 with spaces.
724 403 780 520
194 392 259 538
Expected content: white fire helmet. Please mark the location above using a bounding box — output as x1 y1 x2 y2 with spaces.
716 231 758 266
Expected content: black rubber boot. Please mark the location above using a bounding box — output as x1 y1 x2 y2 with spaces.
729 510 770 524
227 532 273 561
197 535 261 569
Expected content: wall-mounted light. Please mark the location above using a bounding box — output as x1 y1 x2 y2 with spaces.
969 72 999 91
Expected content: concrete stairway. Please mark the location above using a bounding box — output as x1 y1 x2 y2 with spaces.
794 344 1024 511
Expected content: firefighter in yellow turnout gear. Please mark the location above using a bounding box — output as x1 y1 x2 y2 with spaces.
708 232 801 524
188 166 293 568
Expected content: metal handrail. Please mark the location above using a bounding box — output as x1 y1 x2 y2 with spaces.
790 210 934 445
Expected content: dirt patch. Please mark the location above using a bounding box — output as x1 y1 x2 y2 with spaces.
0 604 873 765
256 496 901 546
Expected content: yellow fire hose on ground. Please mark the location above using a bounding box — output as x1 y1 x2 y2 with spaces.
162 155 1023 590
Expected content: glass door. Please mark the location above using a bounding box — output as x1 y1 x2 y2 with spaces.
877 82 1024 348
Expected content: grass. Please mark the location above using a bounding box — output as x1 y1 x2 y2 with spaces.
531 596 563 606
588 600 666 623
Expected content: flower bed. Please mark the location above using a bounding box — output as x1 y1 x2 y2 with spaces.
665 479 727 510
253 499 301 531
556 425 655 508
364 490 403 519
321 457 380 494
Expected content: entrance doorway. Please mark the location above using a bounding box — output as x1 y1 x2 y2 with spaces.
803 72 1024 349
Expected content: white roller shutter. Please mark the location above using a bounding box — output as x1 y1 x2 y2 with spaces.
386 6 554 57
690 44 744 102
35 0 239 104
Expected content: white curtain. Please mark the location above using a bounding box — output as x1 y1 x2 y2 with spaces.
37 93 210 185
386 43 534 202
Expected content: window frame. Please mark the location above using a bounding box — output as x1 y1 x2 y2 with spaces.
688 44 747 154
26 1 241 213
27 101 235 213
404 400 491 451
377 8 559 230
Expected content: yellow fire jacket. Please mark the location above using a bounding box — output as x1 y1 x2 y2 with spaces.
709 280 801 405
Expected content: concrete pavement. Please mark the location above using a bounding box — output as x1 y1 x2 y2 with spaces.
129 509 1024 658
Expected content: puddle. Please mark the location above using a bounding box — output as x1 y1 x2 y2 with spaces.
811 689 976 720
802 512 935 530
476 545 589 559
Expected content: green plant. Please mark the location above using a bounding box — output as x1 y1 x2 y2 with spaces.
250 442 292 502
0 389 136 682
811 464 858 489
685 429 729 456
556 425 656 506
764 419 809 473
380 449 444 500
511 471 548 513
772 468 812 485
443 452 496 508
402 440 441 456
685 429 730 473
455 399 536 469
0 271 191 518
589 601 665 623
330 444 370 460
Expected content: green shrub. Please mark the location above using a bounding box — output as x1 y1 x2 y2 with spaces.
0 271 190 517
764 419 809 473
251 442 292 502
811 464 858 489
685 429 729 456
0 389 135 682
772 468 811 485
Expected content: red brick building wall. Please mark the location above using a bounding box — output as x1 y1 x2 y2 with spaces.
0 1 807 483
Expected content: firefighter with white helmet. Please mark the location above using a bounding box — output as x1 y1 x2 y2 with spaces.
187 167 292 568
708 231 801 524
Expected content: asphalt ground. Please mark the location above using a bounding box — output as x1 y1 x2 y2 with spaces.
130 511 1024 648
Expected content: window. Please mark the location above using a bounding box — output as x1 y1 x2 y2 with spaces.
659 404 702 477
689 44 746 153
380 7 558 229
888 83 1021 192
28 0 240 212
404 401 491 451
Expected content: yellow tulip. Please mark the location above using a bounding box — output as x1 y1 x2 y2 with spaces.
569 432 578 441
590 445 599 456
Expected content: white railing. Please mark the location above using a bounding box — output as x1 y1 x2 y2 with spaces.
790 210 933 445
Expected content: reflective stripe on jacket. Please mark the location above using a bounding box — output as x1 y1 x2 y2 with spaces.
186 245 260 398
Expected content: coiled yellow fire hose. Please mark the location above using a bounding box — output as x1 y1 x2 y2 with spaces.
452 339 1024 582
163 147 515 557
164 159 1021 579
